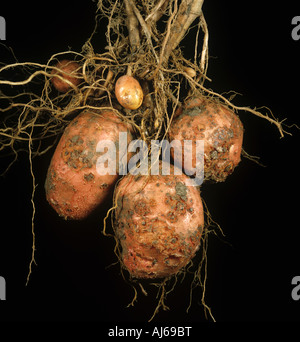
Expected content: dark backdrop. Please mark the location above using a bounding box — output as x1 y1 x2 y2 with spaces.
0 0 300 325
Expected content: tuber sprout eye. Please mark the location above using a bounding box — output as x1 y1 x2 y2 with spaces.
115 75 143 110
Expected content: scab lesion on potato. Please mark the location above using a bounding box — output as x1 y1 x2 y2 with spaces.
175 181 187 201
45 168 56 192
128 209 134 217
70 135 83 145
197 225 204 234
118 231 126 241
224 163 233 173
84 172 95 182
99 182 109 189
62 142 94 170
166 211 177 222
134 199 150 216
210 150 218 160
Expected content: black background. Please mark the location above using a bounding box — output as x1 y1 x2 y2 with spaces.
0 0 300 325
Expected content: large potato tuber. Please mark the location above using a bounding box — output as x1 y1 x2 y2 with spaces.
168 97 244 182
45 110 133 220
114 162 204 279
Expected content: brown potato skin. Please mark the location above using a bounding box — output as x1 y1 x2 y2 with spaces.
168 97 244 182
45 110 133 220
51 60 81 93
115 163 204 279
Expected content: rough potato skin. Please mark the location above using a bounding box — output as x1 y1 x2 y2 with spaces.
45 110 133 220
168 97 244 182
115 163 204 279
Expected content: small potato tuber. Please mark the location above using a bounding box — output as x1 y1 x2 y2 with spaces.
115 75 143 110
51 59 82 93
